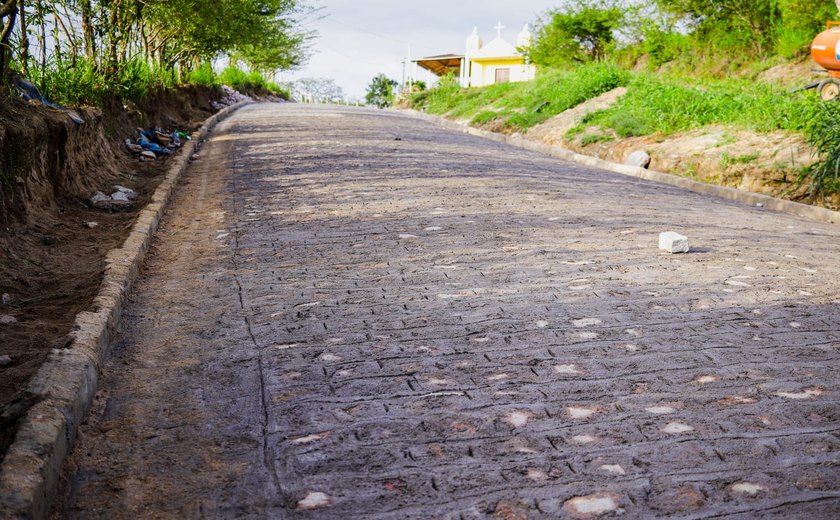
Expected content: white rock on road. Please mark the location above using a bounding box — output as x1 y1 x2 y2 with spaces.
659 231 689 253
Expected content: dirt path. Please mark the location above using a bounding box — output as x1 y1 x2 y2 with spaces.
54 103 840 518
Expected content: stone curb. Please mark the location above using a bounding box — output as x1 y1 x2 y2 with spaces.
0 100 253 520
402 110 840 226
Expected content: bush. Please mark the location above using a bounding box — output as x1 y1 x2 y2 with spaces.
801 101 840 195
529 2 625 66
188 63 218 87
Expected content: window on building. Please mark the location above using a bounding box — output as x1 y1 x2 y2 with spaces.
495 68 510 83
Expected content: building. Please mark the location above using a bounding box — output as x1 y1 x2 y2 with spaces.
414 23 537 88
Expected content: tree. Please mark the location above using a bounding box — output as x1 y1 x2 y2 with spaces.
294 77 344 103
365 73 397 108
528 1 625 67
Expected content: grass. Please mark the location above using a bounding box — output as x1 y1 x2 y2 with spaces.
411 59 837 195
410 62 630 132
583 74 814 136
16 58 289 106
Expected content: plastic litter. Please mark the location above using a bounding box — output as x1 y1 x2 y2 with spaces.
125 127 191 160
12 74 84 124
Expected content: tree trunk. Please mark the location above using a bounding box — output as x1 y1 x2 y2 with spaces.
17 0 26 75
0 2 16 78
80 0 95 62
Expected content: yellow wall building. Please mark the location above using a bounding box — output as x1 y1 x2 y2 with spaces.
415 23 537 88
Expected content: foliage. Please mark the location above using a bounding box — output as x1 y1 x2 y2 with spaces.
583 74 812 136
410 63 629 132
801 100 840 194
529 1 625 66
0 0 312 104
365 73 398 108
293 77 345 103
187 63 218 88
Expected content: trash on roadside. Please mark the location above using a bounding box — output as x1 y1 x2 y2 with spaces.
12 74 84 125
89 185 137 211
211 85 252 109
124 127 190 160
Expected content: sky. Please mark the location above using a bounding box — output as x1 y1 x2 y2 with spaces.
282 0 554 101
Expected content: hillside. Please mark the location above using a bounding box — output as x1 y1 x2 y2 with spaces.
404 60 840 210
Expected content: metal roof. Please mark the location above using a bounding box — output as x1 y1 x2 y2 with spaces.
413 54 464 76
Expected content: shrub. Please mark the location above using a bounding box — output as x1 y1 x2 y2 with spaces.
801 100 840 195
188 63 218 87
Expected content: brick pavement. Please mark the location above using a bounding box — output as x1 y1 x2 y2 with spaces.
55 104 840 519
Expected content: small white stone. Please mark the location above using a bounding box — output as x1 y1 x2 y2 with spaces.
659 231 689 254
572 318 601 328
526 468 547 480
600 464 626 475
398 233 417 239
695 375 719 384
572 434 597 444
554 364 583 375
774 389 821 400
320 353 341 362
0 315 16 325
645 406 675 415
291 432 329 444
662 422 694 434
535 320 549 328
296 492 332 510
731 482 767 496
505 411 530 427
567 406 597 419
564 493 620 516
577 332 598 340
0 355 11 366
488 373 509 381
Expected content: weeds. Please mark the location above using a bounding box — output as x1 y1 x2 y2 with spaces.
800 101 840 195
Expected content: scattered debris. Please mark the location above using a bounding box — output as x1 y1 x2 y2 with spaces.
124 127 191 161
0 355 11 367
11 74 84 124
659 231 690 253
113 185 138 200
211 85 252 109
89 189 133 211
625 150 651 168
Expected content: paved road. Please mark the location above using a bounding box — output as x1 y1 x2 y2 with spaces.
54 104 840 519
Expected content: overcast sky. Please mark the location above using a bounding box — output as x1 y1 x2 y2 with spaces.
282 0 555 100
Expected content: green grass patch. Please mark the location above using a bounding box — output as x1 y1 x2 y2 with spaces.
585 74 813 136
410 62 630 132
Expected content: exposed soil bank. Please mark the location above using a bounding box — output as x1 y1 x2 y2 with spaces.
0 86 221 458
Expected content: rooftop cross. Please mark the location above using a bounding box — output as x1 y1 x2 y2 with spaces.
494 21 505 39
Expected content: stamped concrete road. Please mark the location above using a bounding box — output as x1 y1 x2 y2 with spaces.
53 103 840 519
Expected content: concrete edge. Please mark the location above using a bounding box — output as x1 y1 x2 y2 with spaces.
0 100 254 520
401 109 840 226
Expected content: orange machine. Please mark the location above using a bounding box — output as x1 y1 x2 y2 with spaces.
810 21 840 100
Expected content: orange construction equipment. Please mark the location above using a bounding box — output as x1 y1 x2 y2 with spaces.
810 21 840 100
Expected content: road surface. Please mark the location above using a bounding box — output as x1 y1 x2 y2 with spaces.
54 104 840 519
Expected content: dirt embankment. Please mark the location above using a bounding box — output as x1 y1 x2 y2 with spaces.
0 86 220 457
486 66 840 211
